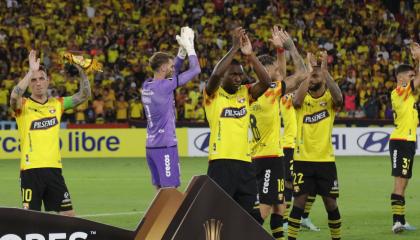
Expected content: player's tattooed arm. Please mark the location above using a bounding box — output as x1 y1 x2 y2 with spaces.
70 65 91 109
279 29 306 74
321 51 343 107
10 50 39 111
410 42 420 88
206 27 245 96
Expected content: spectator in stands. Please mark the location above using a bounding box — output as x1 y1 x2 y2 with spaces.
75 101 88 124
92 95 105 123
116 94 129 123
129 97 143 120
103 87 116 122
344 88 356 117
0 0 418 122
184 98 194 121
0 82 9 120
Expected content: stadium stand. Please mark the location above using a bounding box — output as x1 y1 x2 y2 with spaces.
0 0 419 123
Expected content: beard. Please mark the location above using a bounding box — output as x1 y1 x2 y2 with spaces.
309 83 322 91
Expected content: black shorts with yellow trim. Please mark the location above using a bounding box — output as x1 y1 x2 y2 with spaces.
282 148 294 182
20 168 73 212
292 161 339 198
389 139 415 179
253 156 285 205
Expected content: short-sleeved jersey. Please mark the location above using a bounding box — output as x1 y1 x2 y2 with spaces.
204 85 252 162
280 93 297 149
390 81 418 142
15 97 65 170
294 90 335 162
250 81 285 158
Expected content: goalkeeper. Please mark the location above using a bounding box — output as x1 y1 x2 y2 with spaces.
141 26 201 189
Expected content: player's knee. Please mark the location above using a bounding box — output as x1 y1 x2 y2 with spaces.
260 209 271 220
272 204 285 215
293 194 308 208
323 197 337 211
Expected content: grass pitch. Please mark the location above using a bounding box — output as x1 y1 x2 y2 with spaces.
1 156 419 239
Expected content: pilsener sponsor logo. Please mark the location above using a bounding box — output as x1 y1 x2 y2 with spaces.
220 107 247 118
303 110 329 124
30 117 58 130
0 232 88 240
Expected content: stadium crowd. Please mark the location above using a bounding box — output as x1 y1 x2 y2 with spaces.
0 0 419 123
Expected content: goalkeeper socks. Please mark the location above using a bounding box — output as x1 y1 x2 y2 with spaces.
328 207 341 240
288 206 303 240
391 193 406 224
302 194 316 219
283 188 292 222
270 213 284 240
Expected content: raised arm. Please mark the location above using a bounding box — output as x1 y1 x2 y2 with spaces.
281 29 306 74
410 42 420 88
173 27 188 75
270 27 308 94
269 26 287 78
205 27 244 96
321 51 343 107
283 71 310 94
241 34 271 99
169 26 201 90
292 77 309 108
10 50 39 112
68 65 91 109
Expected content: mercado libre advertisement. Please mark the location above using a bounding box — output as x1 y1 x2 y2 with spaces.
0 129 188 160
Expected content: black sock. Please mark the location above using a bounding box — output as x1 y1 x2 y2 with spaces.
283 188 292 222
302 194 316 219
250 206 264 225
391 193 406 225
288 206 304 240
328 207 341 240
270 213 284 240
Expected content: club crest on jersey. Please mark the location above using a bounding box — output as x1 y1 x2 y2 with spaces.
237 96 245 103
220 106 247 118
270 82 278 88
319 101 327 107
30 117 58 130
303 110 329 124
49 108 56 114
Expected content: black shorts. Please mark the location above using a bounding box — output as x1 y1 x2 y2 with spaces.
292 161 339 198
283 148 294 182
253 157 285 205
389 140 415 179
207 159 257 213
20 168 73 212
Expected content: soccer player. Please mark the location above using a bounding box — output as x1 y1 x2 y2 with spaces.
204 27 271 217
281 93 320 232
250 27 308 239
388 42 420 233
141 26 200 189
287 51 343 240
10 50 91 216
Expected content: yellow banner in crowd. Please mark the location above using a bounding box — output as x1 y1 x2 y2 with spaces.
0 129 188 159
